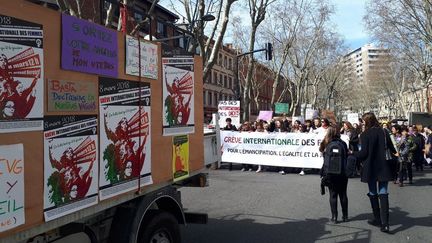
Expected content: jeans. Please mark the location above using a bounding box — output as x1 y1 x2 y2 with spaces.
368 181 388 195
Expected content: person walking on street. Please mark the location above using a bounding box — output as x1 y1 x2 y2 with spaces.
398 126 417 186
354 112 396 233
412 125 425 172
319 126 349 224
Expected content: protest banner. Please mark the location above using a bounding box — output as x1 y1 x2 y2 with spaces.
305 109 319 120
99 77 152 200
0 14 44 133
275 103 289 114
162 56 195 136
43 115 98 221
218 101 240 128
172 135 189 182
125 35 158 79
221 131 348 169
47 79 97 112
257 111 273 122
0 144 24 232
61 14 118 77
347 113 359 125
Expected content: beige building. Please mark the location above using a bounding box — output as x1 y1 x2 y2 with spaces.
343 43 390 84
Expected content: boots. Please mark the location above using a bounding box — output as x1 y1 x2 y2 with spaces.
331 212 338 223
367 193 381 226
379 194 390 233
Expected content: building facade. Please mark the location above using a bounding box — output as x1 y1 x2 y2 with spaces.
343 44 391 84
202 44 237 121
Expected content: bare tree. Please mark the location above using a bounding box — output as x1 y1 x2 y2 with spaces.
365 0 432 112
171 0 238 82
241 0 275 121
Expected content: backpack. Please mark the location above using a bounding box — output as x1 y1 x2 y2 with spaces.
323 139 348 175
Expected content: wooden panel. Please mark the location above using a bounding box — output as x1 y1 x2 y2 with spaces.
0 0 204 237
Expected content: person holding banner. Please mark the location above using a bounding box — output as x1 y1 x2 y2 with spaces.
319 126 349 223
354 112 396 233
223 117 238 131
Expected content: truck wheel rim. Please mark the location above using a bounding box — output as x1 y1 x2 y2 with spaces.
150 229 171 243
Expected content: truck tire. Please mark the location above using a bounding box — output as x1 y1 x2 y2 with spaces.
138 210 181 243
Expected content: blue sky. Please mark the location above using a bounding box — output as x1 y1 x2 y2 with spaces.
160 0 371 51
331 0 370 50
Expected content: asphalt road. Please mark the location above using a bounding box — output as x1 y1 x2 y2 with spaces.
180 165 432 243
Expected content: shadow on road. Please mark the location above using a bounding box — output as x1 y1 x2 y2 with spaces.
349 207 432 235
182 214 372 243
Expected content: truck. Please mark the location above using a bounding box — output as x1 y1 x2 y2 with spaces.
0 1 207 242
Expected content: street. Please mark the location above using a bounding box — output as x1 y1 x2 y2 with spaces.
180 165 432 243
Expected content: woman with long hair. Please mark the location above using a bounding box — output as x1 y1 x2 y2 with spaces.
341 121 359 152
354 112 396 233
319 126 349 223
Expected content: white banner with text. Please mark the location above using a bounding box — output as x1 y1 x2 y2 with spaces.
221 131 347 169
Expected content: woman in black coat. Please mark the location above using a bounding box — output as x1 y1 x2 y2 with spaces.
354 112 396 233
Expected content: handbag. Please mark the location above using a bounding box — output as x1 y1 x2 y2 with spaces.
383 129 398 179
383 129 394 161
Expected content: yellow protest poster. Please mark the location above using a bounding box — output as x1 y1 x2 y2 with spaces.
172 135 189 182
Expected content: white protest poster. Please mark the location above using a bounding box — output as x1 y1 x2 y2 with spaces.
99 77 152 200
347 113 359 125
305 109 318 120
125 35 158 79
0 144 24 232
43 115 98 221
221 131 349 169
162 57 195 136
218 101 240 128
0 14 44 133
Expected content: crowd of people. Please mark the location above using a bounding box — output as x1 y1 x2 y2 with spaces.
221 112 432 233
222 116 359 175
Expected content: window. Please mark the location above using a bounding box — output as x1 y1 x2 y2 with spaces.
213 72 217 84
219 74 222 85
224 75 227 87
229 59 232 70
224 56 228 68
156 21 166 37
218 53 223 66
229 77 233 89
203 91 207 105
214 93 218 106
209 91 213 106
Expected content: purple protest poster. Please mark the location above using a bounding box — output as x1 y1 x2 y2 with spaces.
61 14 118 77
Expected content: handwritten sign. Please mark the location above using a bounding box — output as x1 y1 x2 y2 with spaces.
0 144 24 232
125 35 158 79
47 79 97 112
61 13 118 77
218 101 240 128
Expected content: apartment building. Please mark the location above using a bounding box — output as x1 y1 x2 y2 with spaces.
343 43 390 84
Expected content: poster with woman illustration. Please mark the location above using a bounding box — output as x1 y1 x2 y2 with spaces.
99 77 152 200
0 14 44 133
162 56 195 136
172 135 189 182
43 115 98 221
